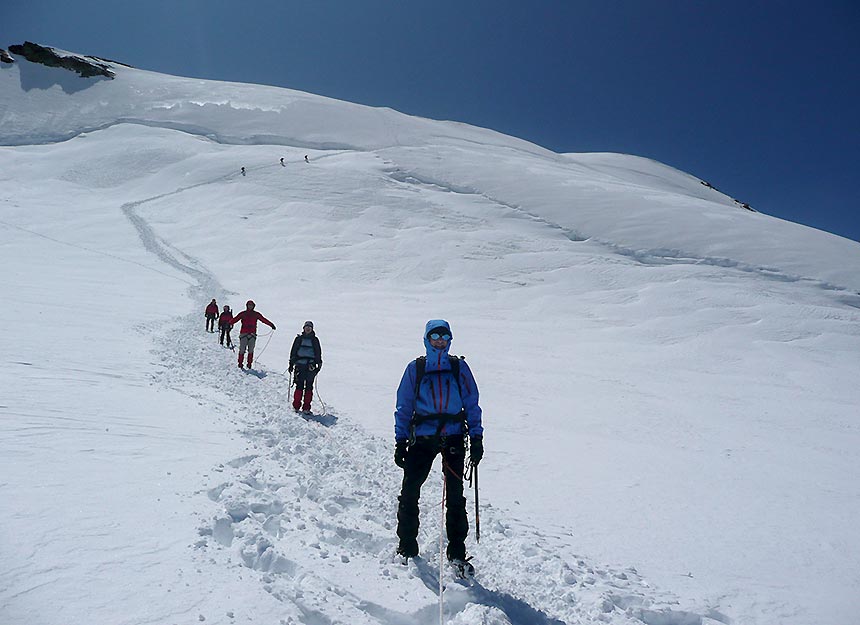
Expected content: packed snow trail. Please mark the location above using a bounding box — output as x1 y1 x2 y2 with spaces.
124 178 721 625
120 153 330 299
155 312 719 625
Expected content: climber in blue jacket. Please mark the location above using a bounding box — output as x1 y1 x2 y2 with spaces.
393 319 484 565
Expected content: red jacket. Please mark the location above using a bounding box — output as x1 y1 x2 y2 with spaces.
205 302 219 316
218 311 233 327
230 310 275 335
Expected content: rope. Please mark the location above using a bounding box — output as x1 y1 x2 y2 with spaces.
252 328 275 360
439 469 446 625
441 448 466 482
313 373 329 416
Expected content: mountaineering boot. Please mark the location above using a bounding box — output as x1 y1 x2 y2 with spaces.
292 388 303 411
247 352 254 369
396 539 418 561
449 557 475 579
302 389 313 412
446 541 473 578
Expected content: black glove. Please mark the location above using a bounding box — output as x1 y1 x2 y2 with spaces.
288 364 293 373
469 436 483 466
271 325 276 331
395 440 409 468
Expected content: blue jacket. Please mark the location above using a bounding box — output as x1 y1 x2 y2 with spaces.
394 320 483 441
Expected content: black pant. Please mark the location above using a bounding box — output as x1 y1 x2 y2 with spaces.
294 363 318 391
219 325 232 347
206 314 216 332
397 436 468 559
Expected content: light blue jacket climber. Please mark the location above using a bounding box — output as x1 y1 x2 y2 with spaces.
394 319 483 442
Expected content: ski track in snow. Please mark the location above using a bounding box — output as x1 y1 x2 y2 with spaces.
125 178 723 625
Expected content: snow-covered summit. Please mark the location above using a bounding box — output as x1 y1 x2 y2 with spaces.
0 42 545 153
3 43 859 292
1 45 859 625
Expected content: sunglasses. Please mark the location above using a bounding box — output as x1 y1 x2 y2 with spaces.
428 332 451 341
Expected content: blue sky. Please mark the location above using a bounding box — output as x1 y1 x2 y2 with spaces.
4 1 858 241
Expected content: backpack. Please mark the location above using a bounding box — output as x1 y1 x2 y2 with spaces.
411 355 466 439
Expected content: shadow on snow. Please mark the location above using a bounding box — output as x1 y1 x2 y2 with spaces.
412 557 568 625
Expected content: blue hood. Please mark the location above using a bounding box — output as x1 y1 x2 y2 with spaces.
423 319 452 366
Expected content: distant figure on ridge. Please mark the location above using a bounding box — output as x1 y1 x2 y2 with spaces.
230 300 276 369
288 321 323 414
241 167 246 176
218 305 234 349
280 158 285 166
205 299 219 333
304 155 309 163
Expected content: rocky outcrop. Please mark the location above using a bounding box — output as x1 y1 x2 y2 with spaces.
0 48 14 64
89 54 133 68
8 42 115 78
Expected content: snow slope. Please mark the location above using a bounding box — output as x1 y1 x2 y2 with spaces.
1 49 859 625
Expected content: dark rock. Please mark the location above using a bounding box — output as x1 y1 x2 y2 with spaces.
89 55 133 68
0 48 14 64
8 41 115 78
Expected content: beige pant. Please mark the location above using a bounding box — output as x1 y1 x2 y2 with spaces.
238 333 257 354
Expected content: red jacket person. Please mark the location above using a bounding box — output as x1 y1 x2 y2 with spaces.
230 300 276 369
205 299 219 332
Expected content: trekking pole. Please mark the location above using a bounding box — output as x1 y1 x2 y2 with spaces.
473 463 480 543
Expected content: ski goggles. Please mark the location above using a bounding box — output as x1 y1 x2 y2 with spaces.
428 332 451 341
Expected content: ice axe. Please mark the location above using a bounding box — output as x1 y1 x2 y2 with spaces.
467 460 480 543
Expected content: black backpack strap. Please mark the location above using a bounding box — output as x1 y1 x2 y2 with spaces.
414 356 426 402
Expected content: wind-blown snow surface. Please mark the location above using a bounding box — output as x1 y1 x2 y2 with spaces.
2 53 859 625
